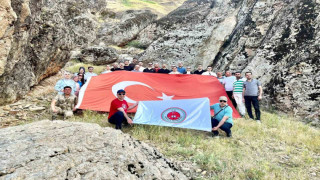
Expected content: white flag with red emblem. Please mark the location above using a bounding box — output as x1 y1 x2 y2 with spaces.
133 98 212 132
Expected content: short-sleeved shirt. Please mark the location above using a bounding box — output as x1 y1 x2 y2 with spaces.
233 78 246 94
54 94 77 111
108 99 129 118
223 76 236 91
210 103 233 125
177 67 186 74
217 77 224 84
243 79 262 96
84 72 97 80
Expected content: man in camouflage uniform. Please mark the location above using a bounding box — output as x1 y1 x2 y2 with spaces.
51 86 77 120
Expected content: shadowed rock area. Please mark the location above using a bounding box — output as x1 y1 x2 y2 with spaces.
0 120 188 179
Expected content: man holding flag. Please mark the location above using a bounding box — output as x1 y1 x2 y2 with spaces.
108 89 138 130
210 96 233 137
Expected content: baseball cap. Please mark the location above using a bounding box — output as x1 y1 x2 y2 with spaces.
117 89 126 94
219 96 228 101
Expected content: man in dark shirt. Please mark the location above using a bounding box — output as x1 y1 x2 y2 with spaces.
194 65 206 74
124 60 133 71
154 63 161 73
129 58 138 70
143 62 155 73
158 64 170 74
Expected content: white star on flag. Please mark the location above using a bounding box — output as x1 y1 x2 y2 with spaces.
157 93 175 100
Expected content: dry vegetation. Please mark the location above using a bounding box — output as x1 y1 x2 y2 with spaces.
69 110 320 179
107 0 186 18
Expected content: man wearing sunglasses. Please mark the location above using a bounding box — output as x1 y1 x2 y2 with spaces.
108 89 139 129
210 96 233 137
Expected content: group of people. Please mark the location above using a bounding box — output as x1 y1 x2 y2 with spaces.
51 58 263 138
102 58 221 76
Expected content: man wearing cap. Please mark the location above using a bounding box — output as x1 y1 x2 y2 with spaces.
108 89 139 129
51 86 78 120
210 96 233 137
143 63 155 73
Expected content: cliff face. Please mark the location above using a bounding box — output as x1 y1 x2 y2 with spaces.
0 0 319 123
0 0 107 104
137 0 320 124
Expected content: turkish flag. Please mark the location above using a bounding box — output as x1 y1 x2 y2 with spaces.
76 71 240 118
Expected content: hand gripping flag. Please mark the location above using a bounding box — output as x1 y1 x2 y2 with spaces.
76 71 240 118
133 98 212 131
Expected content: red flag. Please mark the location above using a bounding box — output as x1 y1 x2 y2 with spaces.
76 71 240 118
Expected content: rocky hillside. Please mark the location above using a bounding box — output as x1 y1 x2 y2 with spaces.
0 0 319 124
0 120 187 179
137 0 320 124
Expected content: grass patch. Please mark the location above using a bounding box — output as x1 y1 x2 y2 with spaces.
122 0 132 6
66 62 106 75
107 0 187 18
126 40 148 49
70 110 320 179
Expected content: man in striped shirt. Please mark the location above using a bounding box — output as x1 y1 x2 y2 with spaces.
233 72 246 117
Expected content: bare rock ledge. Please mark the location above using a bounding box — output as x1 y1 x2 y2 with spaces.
0 120 187 180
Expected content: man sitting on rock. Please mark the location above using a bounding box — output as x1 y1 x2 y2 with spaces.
108 89 138 130
51 86 78 120
210 96 233 137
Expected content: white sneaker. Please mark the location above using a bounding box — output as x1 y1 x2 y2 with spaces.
256 120 261 124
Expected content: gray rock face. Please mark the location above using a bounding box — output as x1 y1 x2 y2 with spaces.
0 120 187 179
0 0 106 104
97 10 158 46
79 46 119 65
136 0 320 124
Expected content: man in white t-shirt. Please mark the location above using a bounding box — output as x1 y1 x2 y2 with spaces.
202 67 217 77
223 70 237 108
85 66 97 81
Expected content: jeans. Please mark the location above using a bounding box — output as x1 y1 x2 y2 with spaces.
108 111 126 129
226 91 237 109
211 118 233 135
244 96 261 120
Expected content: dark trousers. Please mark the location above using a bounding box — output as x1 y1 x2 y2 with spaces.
108 111 126 129
211 118 232 135
244 96 261 120
226 91 237 109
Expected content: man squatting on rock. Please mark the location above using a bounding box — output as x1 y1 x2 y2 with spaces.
108 89 139 129
51 86 78 119
210 96 233 137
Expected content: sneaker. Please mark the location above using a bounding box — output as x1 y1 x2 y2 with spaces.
226 131 232 137
256 120 261 124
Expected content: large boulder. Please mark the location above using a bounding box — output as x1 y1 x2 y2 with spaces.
97 10 158 46
0 120 187 179
79 46 119 65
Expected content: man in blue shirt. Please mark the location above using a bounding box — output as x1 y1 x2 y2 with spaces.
210 96 233 137
177 62 186 74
